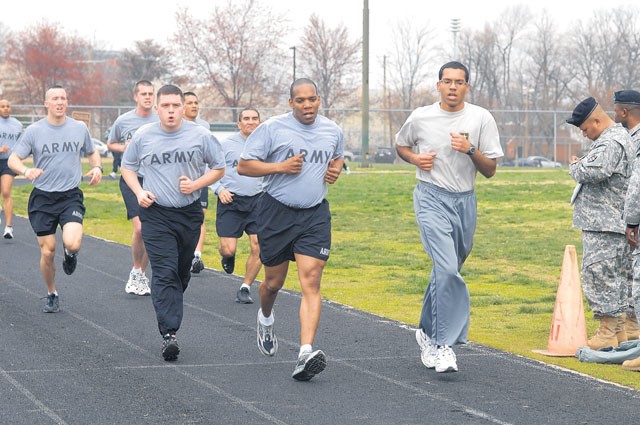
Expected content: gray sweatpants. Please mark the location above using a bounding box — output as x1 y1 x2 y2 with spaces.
414 182 476 347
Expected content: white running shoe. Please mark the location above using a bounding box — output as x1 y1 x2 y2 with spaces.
125 270 142 295
137 273 151 296
256 309 278 356
435 345 458 373
415 329 437 369
3 226 13 239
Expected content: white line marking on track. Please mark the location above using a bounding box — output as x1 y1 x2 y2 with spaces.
0 367 69 425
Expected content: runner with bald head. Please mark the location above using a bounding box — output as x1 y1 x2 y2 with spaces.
0 99 23 239
8 86 102 313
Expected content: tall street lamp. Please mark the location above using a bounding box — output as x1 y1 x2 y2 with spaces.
450 18 461 58
289 46 296 81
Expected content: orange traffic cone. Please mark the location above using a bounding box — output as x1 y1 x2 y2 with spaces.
533 245 588 357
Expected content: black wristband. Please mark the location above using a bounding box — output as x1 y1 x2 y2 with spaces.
627 223 638 229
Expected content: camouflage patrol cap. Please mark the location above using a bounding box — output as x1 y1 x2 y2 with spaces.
614 90 640 105
566 97 598 127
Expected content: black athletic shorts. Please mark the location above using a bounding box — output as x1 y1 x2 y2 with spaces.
257 193 331 267
119 175 143 220
28 187 85 237
0 159 17 177
199 187 209 209
215 193 261 238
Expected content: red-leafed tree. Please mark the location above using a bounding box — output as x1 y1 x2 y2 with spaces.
5 21 109 105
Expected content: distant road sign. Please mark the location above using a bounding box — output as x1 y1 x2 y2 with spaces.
72 111 91 129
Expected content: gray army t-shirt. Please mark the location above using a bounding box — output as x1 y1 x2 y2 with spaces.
241 112 344 208
0 116 24 160
13 117 94 192
211 132 263 197
122 120 225 208
109 109 159 178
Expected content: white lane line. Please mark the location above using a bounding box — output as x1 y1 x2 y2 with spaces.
0 367 69 425
4 280 291 425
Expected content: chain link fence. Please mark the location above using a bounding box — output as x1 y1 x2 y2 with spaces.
11 105 584 166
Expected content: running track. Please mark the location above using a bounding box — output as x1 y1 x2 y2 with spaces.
1 216 639 425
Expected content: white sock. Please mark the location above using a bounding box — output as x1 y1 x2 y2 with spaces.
241 283 251 290
258 309 274 326
194 251 201 258
299 344 312 355
132 267 142 274
49 291 59 296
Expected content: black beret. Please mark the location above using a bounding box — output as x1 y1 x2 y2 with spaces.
614 90 640 105
566 97 598 127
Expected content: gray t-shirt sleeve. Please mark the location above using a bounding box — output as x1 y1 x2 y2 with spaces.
202 133 226 170
121 134 141 172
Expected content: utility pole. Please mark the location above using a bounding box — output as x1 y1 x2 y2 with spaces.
361 0 370 167
289 46 296 81
383 55 393 147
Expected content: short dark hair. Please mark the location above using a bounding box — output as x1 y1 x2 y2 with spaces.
438 61 470 82
289 78 318 99
156 84 184 104
134 80 154 94
45 85 66 100
183 91 197 98
239 107 260 121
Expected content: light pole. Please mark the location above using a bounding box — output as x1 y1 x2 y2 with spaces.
361 0 370 167
450 18 461 58
289 46 296 81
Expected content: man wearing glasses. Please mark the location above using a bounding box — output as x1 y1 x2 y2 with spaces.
396 61 503 373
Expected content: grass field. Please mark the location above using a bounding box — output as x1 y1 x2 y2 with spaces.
8 162 640 389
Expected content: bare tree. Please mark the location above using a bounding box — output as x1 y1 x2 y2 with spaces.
459 26 501 107
171 0 288 119
612 7 640 90
298 14 360 114
566 7 640 106
387 20 437 111
519 11 569 157
459 6 531 109
121 40 173 85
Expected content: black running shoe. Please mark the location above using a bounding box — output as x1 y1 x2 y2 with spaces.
162 334 180 361
221 255 235 274
42 293 60 313
62 251 77 275
191 256 204 274
292 350 327 381
235 287 254 304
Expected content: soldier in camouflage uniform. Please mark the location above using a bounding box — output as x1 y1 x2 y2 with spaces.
615 90 640 351
615 90 640 371
567 97 635 350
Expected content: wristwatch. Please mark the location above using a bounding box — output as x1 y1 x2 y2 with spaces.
466 144 476 156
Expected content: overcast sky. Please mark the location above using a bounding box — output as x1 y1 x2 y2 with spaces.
1 0 628 86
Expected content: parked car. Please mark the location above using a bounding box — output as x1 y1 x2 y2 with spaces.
499 158 516 167
343 150 355 162
91 138 111 157
516 156 561 168
374 146 396 163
